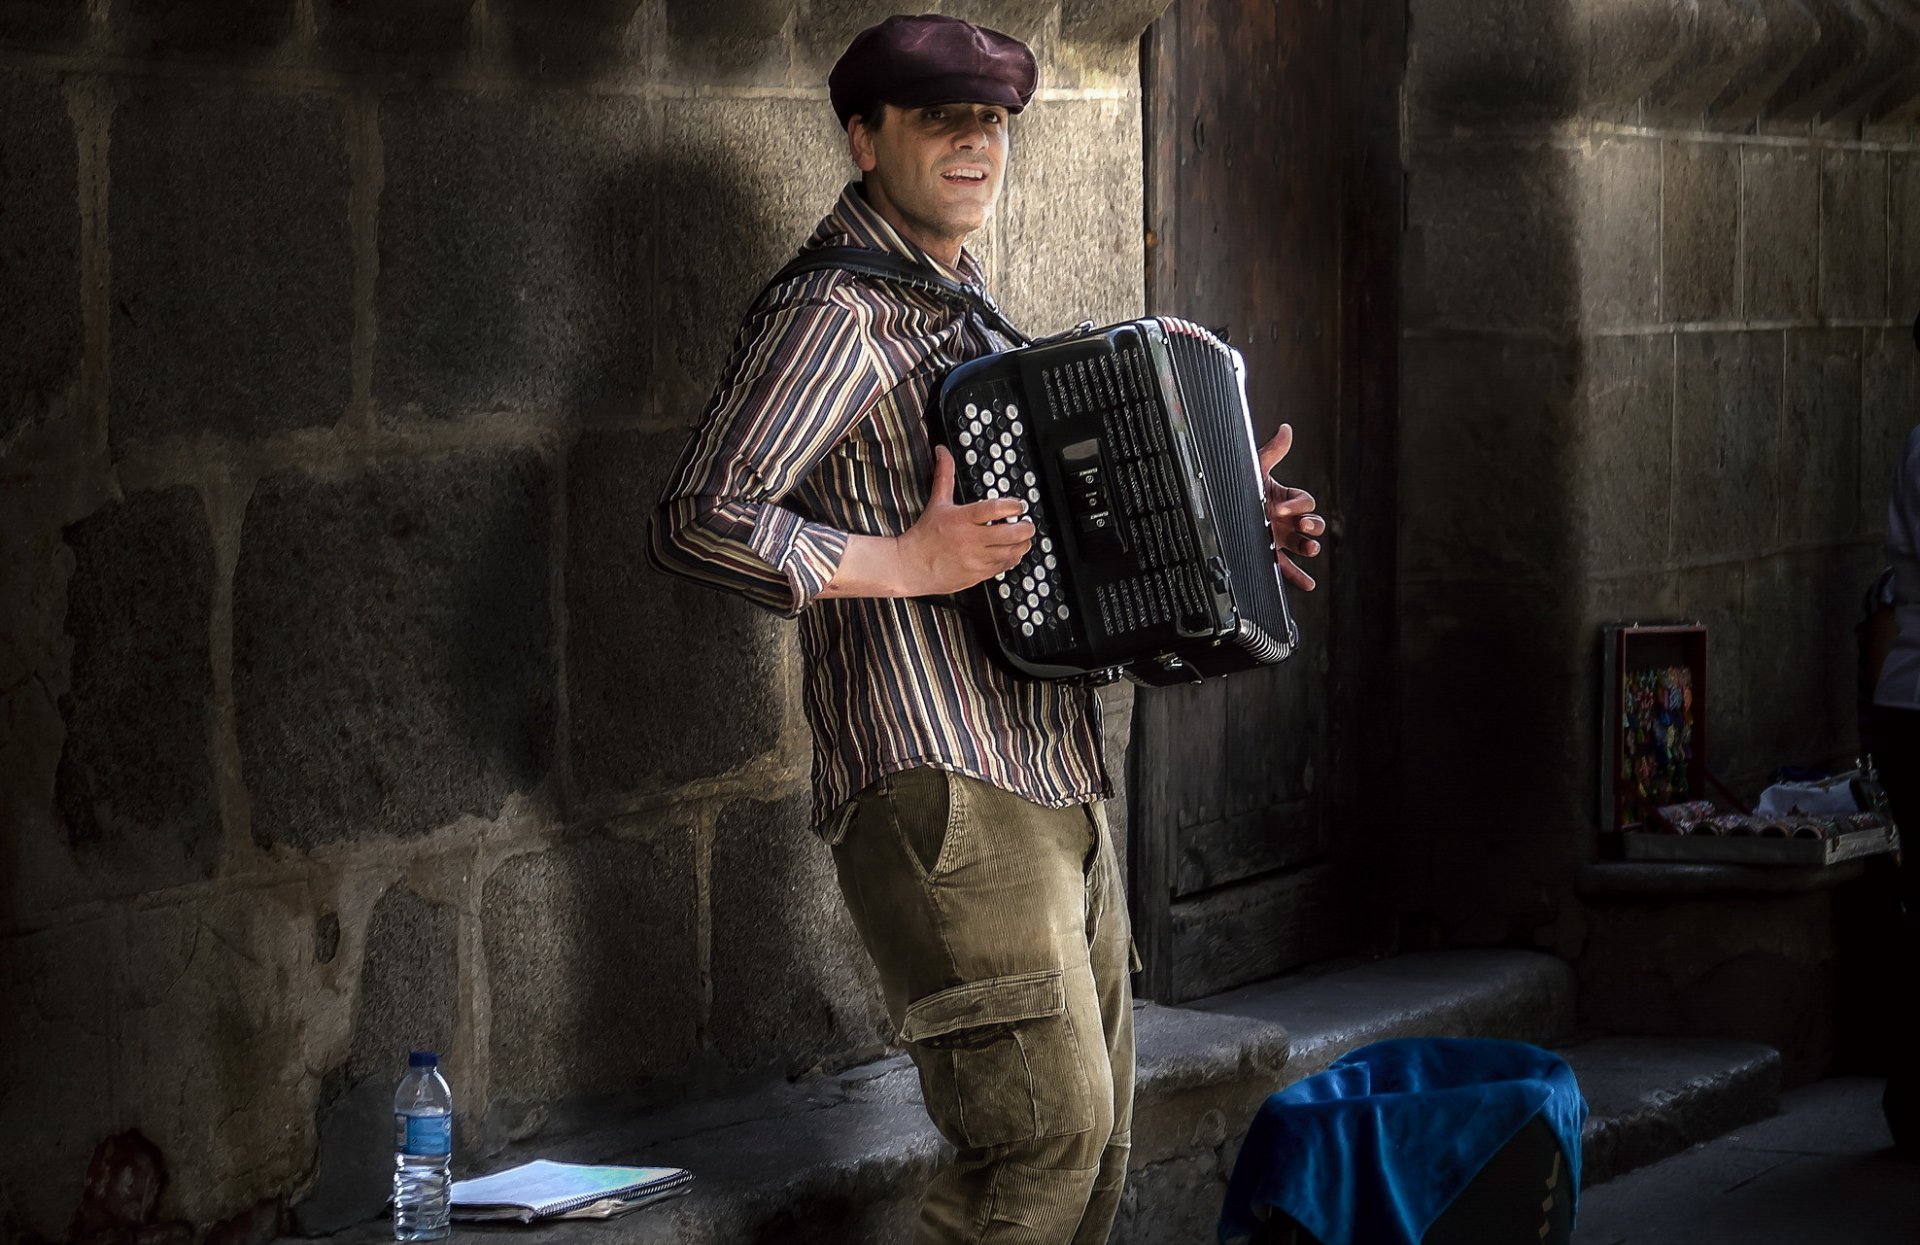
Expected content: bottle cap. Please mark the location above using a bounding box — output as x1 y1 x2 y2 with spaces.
409 1050 438 1068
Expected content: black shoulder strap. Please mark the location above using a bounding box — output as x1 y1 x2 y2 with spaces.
765 245 1030 346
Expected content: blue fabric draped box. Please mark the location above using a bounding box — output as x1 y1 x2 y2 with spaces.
1217 1037 1587 1245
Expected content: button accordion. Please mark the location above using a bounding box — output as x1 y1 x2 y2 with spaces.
935 317 1301 687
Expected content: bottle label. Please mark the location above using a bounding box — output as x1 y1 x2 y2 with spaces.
395 1113 451 1157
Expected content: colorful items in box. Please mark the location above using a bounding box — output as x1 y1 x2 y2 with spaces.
1622 665 1694 807
1650 800 1716 833
1652 801 1895 843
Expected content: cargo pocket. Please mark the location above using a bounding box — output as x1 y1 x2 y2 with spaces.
900 966 1095 1149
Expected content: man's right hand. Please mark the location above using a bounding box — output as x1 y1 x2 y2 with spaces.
818 446 1034 601
895 445 1035 595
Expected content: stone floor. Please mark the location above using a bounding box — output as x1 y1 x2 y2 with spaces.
1574 1077 1918 1245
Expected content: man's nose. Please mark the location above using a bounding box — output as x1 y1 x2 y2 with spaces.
953 120 987 150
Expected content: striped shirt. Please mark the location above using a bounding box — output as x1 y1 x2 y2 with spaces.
650 183 1110 825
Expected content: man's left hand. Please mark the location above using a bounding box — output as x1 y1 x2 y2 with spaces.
1258 422 1324 592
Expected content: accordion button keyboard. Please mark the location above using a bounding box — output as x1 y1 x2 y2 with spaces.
948 391 1081 661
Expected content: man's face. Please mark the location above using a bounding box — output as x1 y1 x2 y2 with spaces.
850 101 1010 258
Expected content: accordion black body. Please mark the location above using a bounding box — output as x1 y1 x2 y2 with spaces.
935 317 1300 687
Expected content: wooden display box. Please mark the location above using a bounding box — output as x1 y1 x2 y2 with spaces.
1618 824 1899 866
1600 622 1708 834
1598 622 1899 866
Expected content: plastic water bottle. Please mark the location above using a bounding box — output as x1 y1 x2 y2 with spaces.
392 1050 452 1241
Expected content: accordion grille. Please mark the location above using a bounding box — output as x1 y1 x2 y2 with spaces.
1161 321 1290 650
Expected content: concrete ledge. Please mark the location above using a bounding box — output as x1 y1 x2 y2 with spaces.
1573 866 1868 1086
1188 949 1578 1084
1577 860 1868 897
286 953 1783 1242
293 1001 1287 1245
1134 998 1290 1100
1124 1004 1291 1238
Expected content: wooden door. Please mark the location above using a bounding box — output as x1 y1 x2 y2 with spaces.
1130 0 1401 1003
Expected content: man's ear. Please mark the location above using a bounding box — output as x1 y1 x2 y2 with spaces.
848 115 878 174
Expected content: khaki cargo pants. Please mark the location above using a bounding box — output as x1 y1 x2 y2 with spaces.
823 767 1137 1244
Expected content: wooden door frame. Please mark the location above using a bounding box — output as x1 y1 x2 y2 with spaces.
1131 0 1404 1002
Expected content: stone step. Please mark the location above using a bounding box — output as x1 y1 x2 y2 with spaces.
1191 953 1782 1192
293 951 1772 1245
1572 1076 1912 1244
1186 947 1580 1083
1564 1035 1783 1189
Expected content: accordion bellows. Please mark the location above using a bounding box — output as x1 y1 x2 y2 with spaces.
936 317 1300 686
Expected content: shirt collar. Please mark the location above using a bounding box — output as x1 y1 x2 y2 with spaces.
826 182 985 288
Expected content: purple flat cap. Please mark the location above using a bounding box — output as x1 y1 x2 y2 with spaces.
828 13 1037 128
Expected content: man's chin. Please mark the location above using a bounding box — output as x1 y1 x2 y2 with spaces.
936 204 993 238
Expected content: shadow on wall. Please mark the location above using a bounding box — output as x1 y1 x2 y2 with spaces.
1394 2 1586 942
368 87 652 426
542 131 894 1084
562 134 835 807
228 442 557 854
513 70 902 1171
496 0 645 83
308 0 647 83
290 135 851 1227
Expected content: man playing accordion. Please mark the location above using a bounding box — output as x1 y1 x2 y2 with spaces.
651 14 1324 1241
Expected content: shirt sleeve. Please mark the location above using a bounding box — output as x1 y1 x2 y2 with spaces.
649 289 884 618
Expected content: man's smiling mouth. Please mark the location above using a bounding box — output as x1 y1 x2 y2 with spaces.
942 168 989 183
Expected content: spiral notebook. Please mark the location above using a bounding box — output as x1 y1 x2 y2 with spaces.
449 1159 692 1222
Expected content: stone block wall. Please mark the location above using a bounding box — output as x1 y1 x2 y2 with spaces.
1396 1 1920 950
0 2 1155 1239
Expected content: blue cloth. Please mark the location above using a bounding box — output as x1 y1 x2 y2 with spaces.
1217 1037 1587 1245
